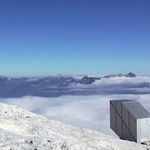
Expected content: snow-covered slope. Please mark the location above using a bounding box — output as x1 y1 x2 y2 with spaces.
0 103 149 150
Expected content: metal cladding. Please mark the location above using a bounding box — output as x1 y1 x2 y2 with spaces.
110 100 150 143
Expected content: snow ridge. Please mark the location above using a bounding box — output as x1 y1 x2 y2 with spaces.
0 103 148 150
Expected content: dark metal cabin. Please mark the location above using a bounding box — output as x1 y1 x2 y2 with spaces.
110 100 150 143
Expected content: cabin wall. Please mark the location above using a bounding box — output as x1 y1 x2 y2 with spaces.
110 100 137 142
137 118 150 143
110 101 116 133
110 100 150 143
128 112 136 142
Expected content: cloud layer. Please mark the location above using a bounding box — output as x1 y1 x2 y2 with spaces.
1 94 150 138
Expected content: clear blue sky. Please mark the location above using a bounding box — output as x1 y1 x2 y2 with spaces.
0 0 150 76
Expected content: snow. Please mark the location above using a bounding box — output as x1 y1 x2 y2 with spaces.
0 103 149 150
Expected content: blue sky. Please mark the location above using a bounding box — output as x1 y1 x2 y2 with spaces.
0 0 150 76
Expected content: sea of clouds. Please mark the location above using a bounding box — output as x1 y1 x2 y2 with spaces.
0 94 150 138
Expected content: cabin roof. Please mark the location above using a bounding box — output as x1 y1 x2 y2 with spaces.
111 99 150 119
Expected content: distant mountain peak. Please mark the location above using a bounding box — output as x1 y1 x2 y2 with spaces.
126 72 136 77
103 72 136 79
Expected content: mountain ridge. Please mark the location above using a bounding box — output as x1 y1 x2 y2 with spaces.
2 72 150 98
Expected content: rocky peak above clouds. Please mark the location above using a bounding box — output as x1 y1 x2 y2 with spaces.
0 72 144 98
